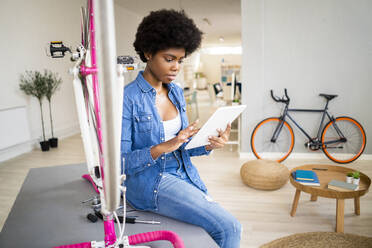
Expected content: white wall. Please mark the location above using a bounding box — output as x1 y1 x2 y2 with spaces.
114 4 143 84
0 0 141 160
241 0 372 155
0 0 86 157
200 54 242 84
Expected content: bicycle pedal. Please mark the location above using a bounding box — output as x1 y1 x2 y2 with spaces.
87 213 98 223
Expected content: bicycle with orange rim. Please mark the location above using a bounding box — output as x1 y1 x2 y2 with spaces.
250 89 366 164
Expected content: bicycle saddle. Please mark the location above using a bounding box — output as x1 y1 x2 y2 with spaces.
319 93 338 101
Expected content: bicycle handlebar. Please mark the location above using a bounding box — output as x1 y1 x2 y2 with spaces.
129 230 185 248
270 90 277 102
270 88 290 104
284 88 289 101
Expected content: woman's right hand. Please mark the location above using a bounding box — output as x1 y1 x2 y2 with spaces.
150 120 199 159
167 120 200 152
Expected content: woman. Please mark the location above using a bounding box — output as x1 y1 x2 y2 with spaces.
121 9 241 248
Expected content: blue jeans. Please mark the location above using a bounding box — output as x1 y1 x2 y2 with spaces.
149 151 242 248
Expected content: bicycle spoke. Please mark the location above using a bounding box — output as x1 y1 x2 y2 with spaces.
322 117 365 163
251 118 294 162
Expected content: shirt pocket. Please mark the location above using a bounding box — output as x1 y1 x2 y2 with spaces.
134 113 153 133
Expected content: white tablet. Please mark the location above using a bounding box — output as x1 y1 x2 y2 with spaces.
185 105 246 150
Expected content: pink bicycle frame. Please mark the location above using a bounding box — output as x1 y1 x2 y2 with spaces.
54 0 184 247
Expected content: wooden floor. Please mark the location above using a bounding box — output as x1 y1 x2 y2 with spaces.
1 90 371 247
194 151 372 247
1 135 371 247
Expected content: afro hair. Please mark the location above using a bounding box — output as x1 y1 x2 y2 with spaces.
133 9 203 62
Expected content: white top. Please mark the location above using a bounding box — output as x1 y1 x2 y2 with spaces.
162 111 182 142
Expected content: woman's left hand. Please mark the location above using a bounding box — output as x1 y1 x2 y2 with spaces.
205 123 231 150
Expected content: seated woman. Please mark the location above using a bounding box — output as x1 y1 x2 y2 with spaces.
121 9 241 248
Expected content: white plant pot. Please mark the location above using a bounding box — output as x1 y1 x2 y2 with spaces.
353 178 360 185
346 176 353 184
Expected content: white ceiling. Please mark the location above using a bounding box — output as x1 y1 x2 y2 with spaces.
115 0 241 46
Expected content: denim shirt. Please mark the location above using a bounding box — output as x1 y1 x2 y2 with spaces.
121 71 211 210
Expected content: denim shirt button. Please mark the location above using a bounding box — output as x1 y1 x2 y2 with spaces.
161 156 164 160
154 190 157 193
159 173 162 176
147 116 151 120
147 163 151 167
161 137 164 141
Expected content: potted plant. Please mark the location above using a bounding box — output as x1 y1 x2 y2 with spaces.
20 71 49 151
352 171 360 186
346 172 353 183
44 70 62 148
232 98 240 105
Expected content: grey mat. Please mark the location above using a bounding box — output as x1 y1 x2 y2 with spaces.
0 164 218 247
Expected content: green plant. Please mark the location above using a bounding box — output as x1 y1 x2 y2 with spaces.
20 71 48 141
195 72 205 78
44 70 62 138
347 172 353 177
352 171 360 179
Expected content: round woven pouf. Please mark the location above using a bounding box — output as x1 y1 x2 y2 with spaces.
240 159 289 190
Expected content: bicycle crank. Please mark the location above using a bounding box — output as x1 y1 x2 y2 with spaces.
323 145 344 149
305 140 321 151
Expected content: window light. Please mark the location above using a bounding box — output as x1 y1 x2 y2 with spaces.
201 46 242 55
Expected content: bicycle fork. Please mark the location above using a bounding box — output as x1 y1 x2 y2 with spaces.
271 116 285 143
322 117 347 149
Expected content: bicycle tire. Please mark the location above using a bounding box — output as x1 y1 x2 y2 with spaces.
78 2 102 190
321 116 366 164
251 117 295 162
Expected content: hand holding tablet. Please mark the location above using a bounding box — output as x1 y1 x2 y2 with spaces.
185 105 247 150
205 122 232 150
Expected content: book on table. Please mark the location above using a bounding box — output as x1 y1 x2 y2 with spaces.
292 171 320 186
295 170 317 181
328 179 358 191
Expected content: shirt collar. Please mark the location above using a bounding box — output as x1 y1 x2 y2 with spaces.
136 71 175 93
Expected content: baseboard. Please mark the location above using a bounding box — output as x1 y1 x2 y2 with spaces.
0 123 80 163
238 152 257 159
53 123 80 140
0 142 33 163
239 152 372 160
359 154 372 160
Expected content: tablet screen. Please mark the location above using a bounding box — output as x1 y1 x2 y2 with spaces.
185 105 246 150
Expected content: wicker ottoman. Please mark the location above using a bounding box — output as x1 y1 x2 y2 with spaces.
240 159 289 190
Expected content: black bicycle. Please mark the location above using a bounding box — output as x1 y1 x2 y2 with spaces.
250 89 366 163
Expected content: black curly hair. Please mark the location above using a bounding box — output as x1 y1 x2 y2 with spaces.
133 9 203 62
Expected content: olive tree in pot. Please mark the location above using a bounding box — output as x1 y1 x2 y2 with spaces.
19 71 49 151
45 70 62 148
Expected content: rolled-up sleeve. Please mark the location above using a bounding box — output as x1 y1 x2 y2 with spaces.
121 95 156 176
187 145 212 157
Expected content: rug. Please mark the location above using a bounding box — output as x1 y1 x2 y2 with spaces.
0 164 217 248
260 232 372 248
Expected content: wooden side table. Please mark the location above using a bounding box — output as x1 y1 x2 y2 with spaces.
289 164 371 233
